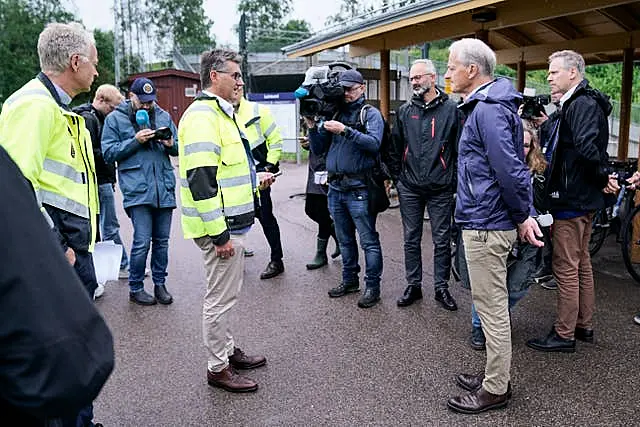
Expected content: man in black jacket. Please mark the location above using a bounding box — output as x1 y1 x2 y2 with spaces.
74 84 128 291
389 59 463 311
527 50 611 353
0 146 114 426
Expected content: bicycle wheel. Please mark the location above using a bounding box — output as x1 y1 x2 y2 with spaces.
621 204 640 285
589 208 608 257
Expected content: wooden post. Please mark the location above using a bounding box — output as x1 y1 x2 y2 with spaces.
619 47 633 161
380 49 390 121
517 60 526 93
475 29 489 44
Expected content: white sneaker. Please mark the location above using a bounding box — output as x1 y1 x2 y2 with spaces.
94 282 105 299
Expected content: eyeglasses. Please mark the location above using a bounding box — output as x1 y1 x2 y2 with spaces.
217 70 243 81
523 144 531 148
409 73 432 82
344 84 363 93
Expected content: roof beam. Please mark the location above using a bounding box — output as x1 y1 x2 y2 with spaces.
598 5 640 31
496 30 640 64
493 27 535 47
539 17 583 40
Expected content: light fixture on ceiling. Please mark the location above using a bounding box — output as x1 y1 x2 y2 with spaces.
472 8 497 23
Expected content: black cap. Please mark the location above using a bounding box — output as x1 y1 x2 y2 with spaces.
130 78 156 102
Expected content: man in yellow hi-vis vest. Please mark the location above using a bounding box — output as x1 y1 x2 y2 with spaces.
0 22 104 427
178 49 276 393
233 87 285 280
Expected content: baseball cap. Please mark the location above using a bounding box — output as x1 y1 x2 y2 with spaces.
130 78 156 103
339 70 364 87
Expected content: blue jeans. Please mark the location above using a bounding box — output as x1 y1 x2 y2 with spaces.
126 205 173 292
471 289 528 328
99 183 128 270
328 187 382 290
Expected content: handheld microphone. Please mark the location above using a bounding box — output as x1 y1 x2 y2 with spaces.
135 110 150 129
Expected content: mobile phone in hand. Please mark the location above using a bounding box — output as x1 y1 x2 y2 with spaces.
272 170 283 178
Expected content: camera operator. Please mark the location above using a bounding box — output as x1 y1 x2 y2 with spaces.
527 50 612 353
306 69 385 309
102 77 179 306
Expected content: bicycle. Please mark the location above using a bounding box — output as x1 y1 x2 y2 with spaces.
621 190 640 285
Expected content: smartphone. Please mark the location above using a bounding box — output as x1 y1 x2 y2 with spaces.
272 170 283 178
154 126 172 140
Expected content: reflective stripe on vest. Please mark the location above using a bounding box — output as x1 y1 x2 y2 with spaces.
183 141 221 156
224 201 254 217
249 103 265 150
181 206 223 223
180 174 251 190
4 88 50 106
39 189 90 218
43 158 85 184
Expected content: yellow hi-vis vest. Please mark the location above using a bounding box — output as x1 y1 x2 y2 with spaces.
0 78 98 250
178 96 255 240
235 98 282 165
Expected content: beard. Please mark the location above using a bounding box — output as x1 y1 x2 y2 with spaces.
412 84 430 98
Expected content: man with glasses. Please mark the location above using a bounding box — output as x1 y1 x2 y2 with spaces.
389 59 463 311
179 49 274 392
74 84 126 298
307 69 385 308
102 77 179 306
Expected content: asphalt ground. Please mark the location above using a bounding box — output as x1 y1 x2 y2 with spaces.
93 162 640 426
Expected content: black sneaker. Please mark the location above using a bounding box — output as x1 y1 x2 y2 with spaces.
129 289 157 306
470 326 486 351
634 312 640 325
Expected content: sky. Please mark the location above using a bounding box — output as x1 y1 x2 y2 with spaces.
68 0 342 47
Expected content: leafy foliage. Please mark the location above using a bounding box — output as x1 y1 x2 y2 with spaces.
0 0 74 103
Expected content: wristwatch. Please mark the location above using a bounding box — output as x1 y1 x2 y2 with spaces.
340 126 350 136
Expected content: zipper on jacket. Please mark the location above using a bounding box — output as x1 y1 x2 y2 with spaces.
403 146 408 163
439 144 447 170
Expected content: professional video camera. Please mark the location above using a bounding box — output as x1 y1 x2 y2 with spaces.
294 62 353 120
520 88 551 119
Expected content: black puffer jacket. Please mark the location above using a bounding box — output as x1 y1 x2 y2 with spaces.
546 79 612 211
389 89 463 193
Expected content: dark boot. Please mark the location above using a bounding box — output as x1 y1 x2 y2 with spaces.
129 289 156 306
154 284 173 305
328 281 360 298
357 287 381 308
260 260 284 279
470 326 486 351
306 238 329 270
229 347 267 370
330 224 340 259
526 328 576 353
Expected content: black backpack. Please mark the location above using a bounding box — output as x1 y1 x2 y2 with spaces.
355 104 391 213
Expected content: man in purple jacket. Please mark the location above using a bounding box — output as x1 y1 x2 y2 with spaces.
443 38 543 415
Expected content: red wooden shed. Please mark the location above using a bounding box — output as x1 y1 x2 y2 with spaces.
125 69 200 124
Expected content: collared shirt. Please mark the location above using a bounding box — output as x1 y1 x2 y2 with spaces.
51 82 72 106
202 90 234 117
559 82 580 109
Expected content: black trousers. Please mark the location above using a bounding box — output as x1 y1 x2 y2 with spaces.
258 187 283 261
73 249 98 297
305 193 333 239
397 181 454 291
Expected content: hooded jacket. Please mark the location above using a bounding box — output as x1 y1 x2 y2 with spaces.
73 103 116 185
455 78 533 230
390 88 463 193
101 101 179 210
545 79 611 212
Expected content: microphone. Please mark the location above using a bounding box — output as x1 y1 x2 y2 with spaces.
135 110 150 129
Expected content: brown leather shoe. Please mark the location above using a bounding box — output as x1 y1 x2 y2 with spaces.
207 365 258 393
447 386 509 414
229 347 266 370
455 373 512 398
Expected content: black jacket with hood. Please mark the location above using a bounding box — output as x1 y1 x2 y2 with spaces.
546 79 612 212
389 88 463 193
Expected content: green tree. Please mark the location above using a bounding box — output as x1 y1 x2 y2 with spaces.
148 0 215 54
325 0 375 26
238 0 294 50
0 0 74 103
249 18 312 52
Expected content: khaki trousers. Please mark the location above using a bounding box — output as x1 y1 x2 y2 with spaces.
194 234 246 373
463 229 517 395
552 214 595 339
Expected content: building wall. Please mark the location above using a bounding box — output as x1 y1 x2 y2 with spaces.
151 75 200 124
